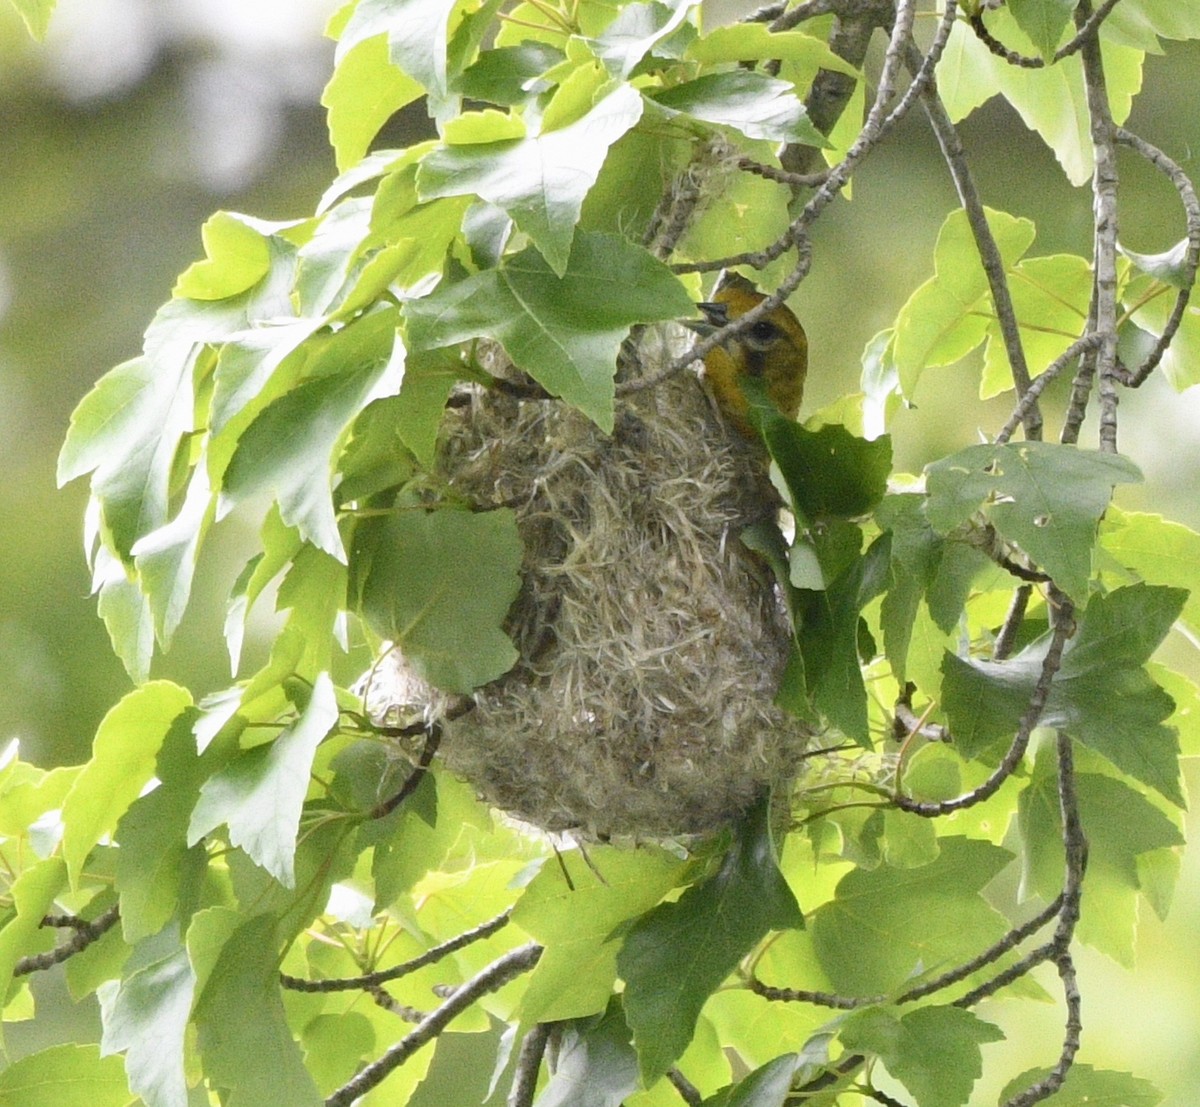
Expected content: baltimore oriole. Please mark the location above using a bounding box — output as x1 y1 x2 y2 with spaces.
691 271 808 437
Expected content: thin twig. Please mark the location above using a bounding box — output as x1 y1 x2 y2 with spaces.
1075 0 1122 453
508 1023 551 1107
1000 733 1087 1106
667 1066 704 1107
281 910 513 993
994 334 1101 446
325 943 543 1107
893 604 1075 816
992 584 1032 661
367 985 425 1022
1112 127 1200 386
370 726 442 819
910 43 1040 441
969 0 1123 69
13 905 121 977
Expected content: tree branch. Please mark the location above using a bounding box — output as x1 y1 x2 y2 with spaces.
13 906 121 977
894 603 1075 816
508 1022 551 1107
968 0 1123 69
281 910 513 993
325 943 543 1107
1112 127 1200 386
911 44 1040 440
1076 0 1122 453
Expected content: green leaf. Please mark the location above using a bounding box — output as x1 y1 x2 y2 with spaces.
1119 236 1194 289
925 440 1142 602
980 253 1092 398
188 673 340 887
1125 271 1200 390
99 930 196 1107
760 417 891 523
513 846 686 1023
93 549 156 682
62 681 194 885
841 1005 1004 1107
892 207 1035 395
619 797 802 1082
0 1043 132 1107
338 0 458 106
810 837 1013 996
418 83 644 274
57 353 193 560
114 712 210 942
1000 1064 1162 1106
0 858 69 1042
650 70 827 146
392 348 462 468
322 32 423 171
354 506 523 693
174 211 272 300
1009 0 1076 59
876 493 969 682
938 12 1143 185
405 232 693 430
943 584 1187 804
7 0 56 39
535 1001 642 1107
1018 750 1183 904
456 42 563 105
794 532 891 743
588 0 697 78
220 309 402 559
131 466 214 650
193 914 323 1107
686 23 859 75
716 1053 804 1106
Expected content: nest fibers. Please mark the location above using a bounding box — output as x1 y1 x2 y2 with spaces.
367 331 813 839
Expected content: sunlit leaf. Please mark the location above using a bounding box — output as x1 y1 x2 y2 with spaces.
650 70 827 146
405 232 693 430
61 681 194 885
514 846 686 1023
188 674 339 887
8 0 56 39
810 837 1013 996
418 83 644 274
0 858 68 1041
0 1043 131 1107
174 212 272 301
322 32 422 171
892 207 1035 395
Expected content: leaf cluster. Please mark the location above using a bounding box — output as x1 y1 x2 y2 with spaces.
4 1 1200 1106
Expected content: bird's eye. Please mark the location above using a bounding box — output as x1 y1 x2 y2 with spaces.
746 320 780 347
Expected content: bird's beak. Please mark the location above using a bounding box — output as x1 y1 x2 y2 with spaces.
682 301 730 337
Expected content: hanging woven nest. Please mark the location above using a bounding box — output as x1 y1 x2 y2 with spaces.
365 330 813 839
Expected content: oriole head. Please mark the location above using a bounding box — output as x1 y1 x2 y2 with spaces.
689 271 808 438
